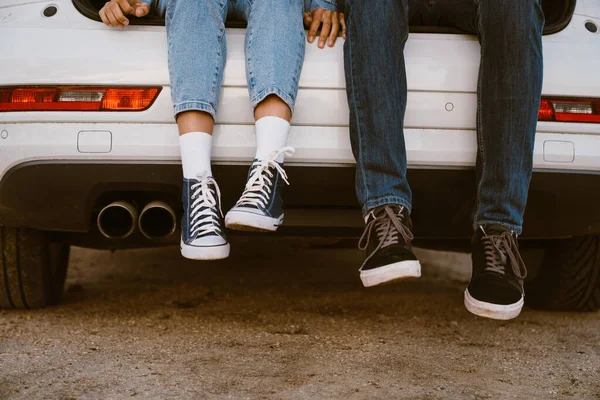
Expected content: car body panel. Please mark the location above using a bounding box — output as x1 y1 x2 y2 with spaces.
1 0 599 240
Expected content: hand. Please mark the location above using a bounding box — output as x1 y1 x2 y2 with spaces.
99 0 151 29
304 8 347 49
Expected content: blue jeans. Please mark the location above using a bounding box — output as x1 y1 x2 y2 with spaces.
166 0 306 119
344 0 545 234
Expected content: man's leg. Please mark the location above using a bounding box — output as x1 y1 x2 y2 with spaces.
167 0 231 260
473 0 544 232
344 0 421 287
345 0 412 216
465 0 545 319
224 0 303 232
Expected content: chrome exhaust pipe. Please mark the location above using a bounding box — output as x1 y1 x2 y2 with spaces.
97 201 139 239
138 201 177 240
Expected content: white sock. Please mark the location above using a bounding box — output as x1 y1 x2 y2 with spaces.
179 131 212 179
255 116 290 163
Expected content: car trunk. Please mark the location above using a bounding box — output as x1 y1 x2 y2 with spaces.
75 0 575 35
3 0 593 131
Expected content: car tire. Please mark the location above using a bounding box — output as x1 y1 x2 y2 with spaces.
0 227 70 309
525 235 600 312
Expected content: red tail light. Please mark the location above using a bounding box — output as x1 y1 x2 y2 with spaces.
0 86 161 112
12 88 57 105
101 88 159 111
539 97 600 123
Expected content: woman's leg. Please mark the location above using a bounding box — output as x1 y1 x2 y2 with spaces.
254 95 292 122
168 0 228 130
167 0 231 260
167 0 229 177
246 0 304 161
224 0 304 232
244 0 304 118
177 111 215 136
254 94 293 161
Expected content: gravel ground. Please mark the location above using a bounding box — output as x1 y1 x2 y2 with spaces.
1 237 599 399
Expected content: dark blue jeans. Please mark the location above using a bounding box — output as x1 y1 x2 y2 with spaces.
344 0 545 234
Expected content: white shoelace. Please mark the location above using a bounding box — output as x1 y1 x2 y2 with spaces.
189 172 223 239
235 147 295 209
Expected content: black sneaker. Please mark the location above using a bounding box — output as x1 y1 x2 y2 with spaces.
465 224 528 320
225 147 294 232
358 204 421 287
180 173 230 260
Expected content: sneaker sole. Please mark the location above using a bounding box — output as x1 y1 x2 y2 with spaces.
464 289 524 320
225 210 283 232
180 240 230 260
360 260 421 288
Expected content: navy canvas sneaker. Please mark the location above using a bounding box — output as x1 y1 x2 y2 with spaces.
465 224 528 320
225 147 294 232
358 204 421 287
180 173 230 260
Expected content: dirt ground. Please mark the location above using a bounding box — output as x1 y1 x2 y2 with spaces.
0 237 599 399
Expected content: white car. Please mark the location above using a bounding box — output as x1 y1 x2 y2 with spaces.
1 0 599 310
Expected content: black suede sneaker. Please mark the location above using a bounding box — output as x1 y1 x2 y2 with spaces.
358 205 421 287
465 224 528 320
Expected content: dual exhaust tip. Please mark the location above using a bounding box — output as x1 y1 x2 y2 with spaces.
97 200 177 240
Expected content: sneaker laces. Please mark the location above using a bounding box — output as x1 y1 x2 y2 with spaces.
189 172 223 239
235 147 295 209
358 205 414 270
480 226 528 281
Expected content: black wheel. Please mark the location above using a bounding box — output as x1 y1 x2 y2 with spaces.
525 236 600 311
0 227 70 309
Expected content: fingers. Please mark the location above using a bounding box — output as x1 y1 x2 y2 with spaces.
99 0 148 29
134 2 151 17
100 0 127 29
303 11 313 28
318 10 332 48
116 0 134 14
308 8 323 43
307 9 346 49
340 13 347 40
99 6 110 26
110 0 130 27
102 5 123 29
328 12 340 47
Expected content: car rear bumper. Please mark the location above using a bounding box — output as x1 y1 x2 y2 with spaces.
1 123 600 171
1 159 599 247
2 123 600 245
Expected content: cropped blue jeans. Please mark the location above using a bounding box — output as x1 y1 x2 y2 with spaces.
166 0 308 119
